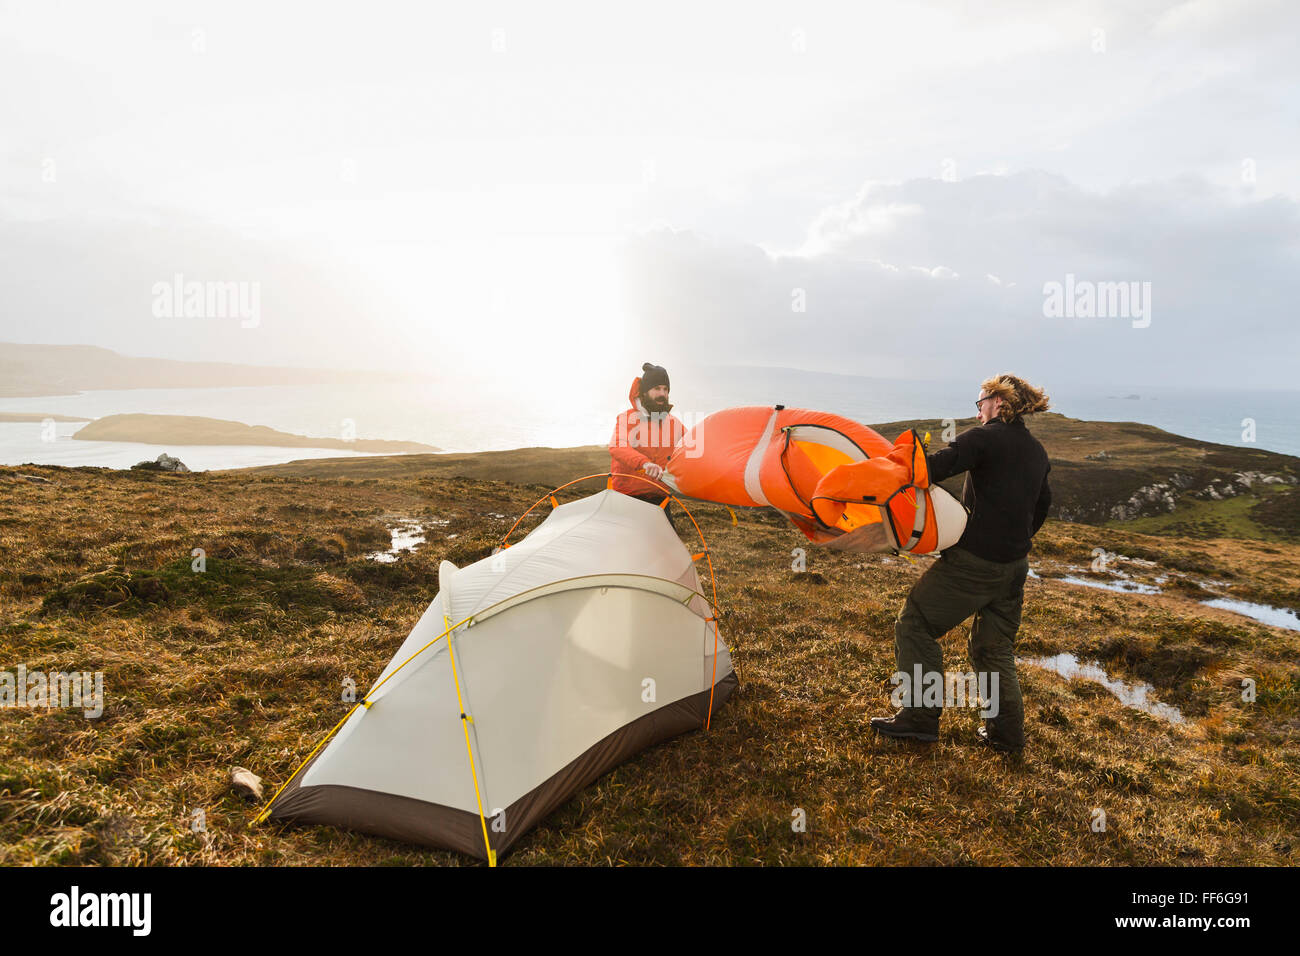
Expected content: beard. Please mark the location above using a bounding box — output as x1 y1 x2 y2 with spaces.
642 394 673 414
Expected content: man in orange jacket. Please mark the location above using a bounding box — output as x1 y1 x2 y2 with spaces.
609 363 685 527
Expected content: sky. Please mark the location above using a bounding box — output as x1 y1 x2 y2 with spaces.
1 0 1298 389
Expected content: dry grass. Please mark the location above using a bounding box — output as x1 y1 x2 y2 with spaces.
1 455 1297 866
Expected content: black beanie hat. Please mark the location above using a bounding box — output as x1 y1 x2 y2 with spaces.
640 362 670 393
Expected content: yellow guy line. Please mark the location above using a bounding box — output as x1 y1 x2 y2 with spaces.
445 612 496 867
251 702 359 825
252 613 475 826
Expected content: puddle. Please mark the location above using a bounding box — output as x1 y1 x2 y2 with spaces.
1059 575 1161 595
1200 597 1300 632
367 520 427 563
1019 653 1185 724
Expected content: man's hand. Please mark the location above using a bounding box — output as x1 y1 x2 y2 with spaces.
642 462 664 479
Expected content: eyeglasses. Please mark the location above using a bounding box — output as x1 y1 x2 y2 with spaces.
974 396 994 409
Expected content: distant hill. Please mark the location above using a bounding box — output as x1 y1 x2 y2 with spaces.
74 413 440 453
0 412 91 423
0 342 424 397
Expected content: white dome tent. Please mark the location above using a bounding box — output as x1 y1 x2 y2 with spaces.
259 488 736 863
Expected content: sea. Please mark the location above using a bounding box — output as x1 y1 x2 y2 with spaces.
1 366 1296 471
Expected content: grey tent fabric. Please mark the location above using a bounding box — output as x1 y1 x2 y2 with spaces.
267 490 736 860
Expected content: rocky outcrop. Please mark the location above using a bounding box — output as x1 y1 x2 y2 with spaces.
131 453 191 473
1190 471 1296 501
1106 471 1297 521
1109 474 1195 521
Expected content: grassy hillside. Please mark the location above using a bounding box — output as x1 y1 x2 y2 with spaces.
2 419 1297 865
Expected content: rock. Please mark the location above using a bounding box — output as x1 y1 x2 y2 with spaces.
1188 471 1288 501
229 767 264 801
1108 475 1194 520
130 453 191 473
156 453 190 472
1085 451 1113 461
17 473 51 484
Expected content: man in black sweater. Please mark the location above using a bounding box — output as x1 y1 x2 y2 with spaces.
871 374 1052 754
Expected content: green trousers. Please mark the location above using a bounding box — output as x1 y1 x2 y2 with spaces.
894 546 1029 744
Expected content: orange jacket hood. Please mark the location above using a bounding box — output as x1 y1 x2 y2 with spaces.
628 376 673 414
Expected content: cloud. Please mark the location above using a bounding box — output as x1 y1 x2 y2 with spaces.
619 170 1300 386
0 198 399 370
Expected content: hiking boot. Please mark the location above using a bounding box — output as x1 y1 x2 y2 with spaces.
976 724 1023 755
870 708 940 742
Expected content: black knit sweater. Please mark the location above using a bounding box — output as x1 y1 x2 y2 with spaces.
926 417 1052 562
